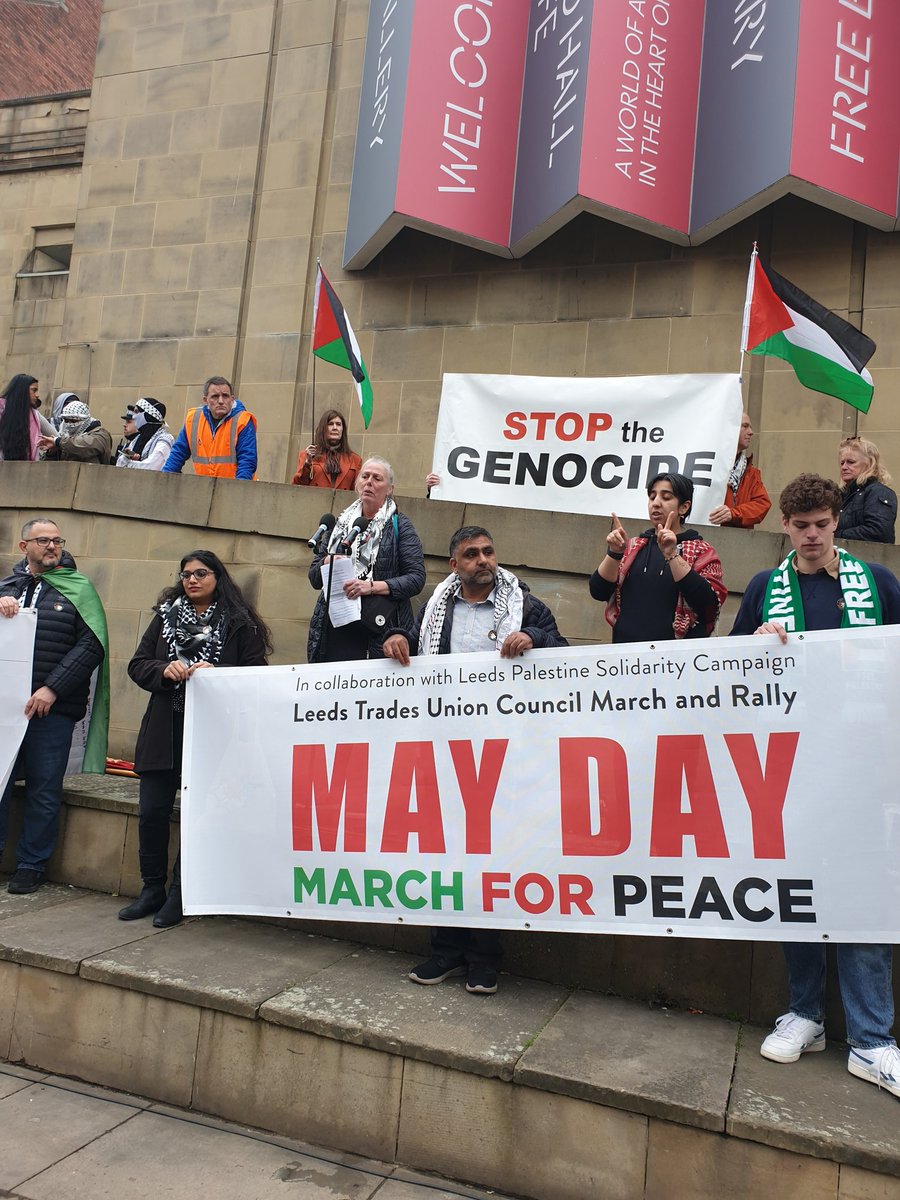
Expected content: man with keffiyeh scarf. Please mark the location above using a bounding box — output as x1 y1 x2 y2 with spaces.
383 525 567 995
731 473 900 1102
0 518 108 895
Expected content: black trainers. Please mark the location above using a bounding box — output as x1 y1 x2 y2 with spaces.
465 964 498 994
7 868 45 895
409 956 466 985
118 884 167 921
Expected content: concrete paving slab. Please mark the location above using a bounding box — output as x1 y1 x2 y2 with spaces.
80 916 359 1017
16 1108 385 1200
515 991 738 1131
0 878 82 922
0 1063 47 1098
39 1072 155 1110
0 892 159 974
261 944 568 1081
0 1079 139 1192
728 1037 900 1176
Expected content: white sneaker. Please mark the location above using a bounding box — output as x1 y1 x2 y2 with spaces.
760 1013 826 1063
848 1044 900 1098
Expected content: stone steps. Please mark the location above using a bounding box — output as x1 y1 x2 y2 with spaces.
3 776 899 1198
0 879 898 1200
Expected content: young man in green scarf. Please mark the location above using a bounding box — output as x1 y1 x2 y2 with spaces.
0 518 109 894
731 473 900 1100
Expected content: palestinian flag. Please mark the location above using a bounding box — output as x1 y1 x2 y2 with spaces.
742 253 875 413
42 568 110 774
312 265 373 427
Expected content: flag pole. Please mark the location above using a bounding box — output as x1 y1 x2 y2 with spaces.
739 242 758 383
311 259 320 446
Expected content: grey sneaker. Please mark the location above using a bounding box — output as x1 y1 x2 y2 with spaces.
760 1013 826 1063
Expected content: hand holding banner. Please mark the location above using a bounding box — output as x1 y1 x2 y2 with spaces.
182 629 900 943
0 611 37 794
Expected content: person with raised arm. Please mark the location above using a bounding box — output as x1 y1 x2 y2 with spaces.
589 473 726 642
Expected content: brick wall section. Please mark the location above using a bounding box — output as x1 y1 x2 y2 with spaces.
0 0 102 101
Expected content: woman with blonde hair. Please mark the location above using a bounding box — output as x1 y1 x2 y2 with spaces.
836 435 896 544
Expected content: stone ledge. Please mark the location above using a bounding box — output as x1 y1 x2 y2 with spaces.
0 884 897 1191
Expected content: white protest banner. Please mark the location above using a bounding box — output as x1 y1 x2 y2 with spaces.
182 629 900 943
430 373 743 523
0 612 36 794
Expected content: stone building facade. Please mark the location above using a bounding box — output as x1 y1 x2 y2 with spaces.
0 0 897 509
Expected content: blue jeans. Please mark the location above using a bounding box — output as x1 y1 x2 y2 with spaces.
783 942 896 1049
0 712 75 871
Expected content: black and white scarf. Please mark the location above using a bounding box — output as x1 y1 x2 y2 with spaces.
729 452 749 495
327 496 396 578
158 596 227 711
418 567 525 655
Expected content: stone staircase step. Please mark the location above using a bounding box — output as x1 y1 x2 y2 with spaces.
0 885 897 1200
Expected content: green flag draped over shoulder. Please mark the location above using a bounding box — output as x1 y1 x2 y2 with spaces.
42 568 110 774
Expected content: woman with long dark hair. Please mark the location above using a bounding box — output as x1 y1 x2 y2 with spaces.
292 409 361 489
0 375 54 461
121 550 272 928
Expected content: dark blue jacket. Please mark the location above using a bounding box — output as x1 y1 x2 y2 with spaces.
836 478 896 544
730 561 900 634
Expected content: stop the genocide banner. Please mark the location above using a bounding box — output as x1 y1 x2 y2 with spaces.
429 373 742 523
181 629 900 942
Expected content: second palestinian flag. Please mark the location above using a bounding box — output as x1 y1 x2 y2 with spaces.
313 265 374 427
743 254 875 413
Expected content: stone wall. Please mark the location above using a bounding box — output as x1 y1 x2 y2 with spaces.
0 94 88 391
0 0 895 504
3 461 899 762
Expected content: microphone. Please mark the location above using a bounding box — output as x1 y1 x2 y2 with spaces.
339 517 370 555
307 513 336 550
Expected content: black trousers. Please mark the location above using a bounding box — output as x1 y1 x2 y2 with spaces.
137 767 180 887
431 926 502 969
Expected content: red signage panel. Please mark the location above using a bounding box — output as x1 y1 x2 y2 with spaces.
580 0 704 236
791 0 900 220
394 0 530 249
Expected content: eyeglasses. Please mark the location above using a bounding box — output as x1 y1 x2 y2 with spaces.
26 537 65 548
179 568 213 581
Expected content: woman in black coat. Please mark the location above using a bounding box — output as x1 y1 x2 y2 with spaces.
836 435 896 544
120 550 271 928
307 456 425 662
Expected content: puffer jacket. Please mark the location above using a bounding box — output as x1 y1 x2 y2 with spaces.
0 554 105 720
836 478 897 544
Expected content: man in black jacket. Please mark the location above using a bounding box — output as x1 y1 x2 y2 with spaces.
383 525 567 994
0 519 106 893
